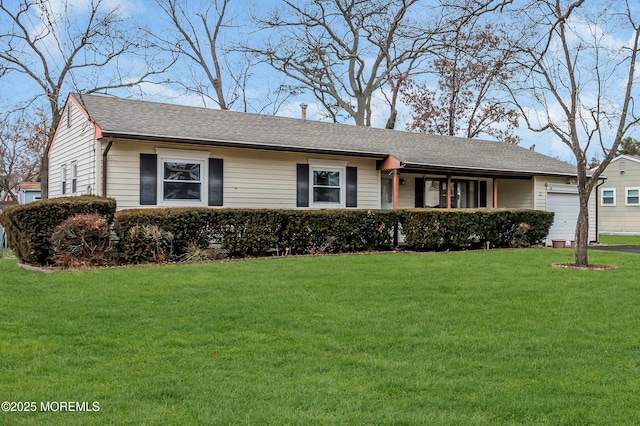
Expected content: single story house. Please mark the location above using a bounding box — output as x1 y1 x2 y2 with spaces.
48 93 596 244
18 182 41 204
596 155 640 235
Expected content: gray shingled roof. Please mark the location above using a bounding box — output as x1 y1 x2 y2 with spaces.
74 93 577 177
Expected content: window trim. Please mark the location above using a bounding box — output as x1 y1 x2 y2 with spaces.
601 188 616 206
625 187 640 206
155 148 210 207
308 159 347 208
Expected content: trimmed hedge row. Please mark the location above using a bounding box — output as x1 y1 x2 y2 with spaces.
400 209 554 251
114 207 553 264
0 196 116 265
0 196 554 266
114 209 400 263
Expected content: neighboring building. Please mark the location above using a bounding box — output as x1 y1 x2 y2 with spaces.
597 155 640 235
48 93 596 244
18 182 41 204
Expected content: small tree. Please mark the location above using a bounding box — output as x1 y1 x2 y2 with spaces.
508 0 640 266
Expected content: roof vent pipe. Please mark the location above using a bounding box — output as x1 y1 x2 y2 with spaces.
300 103 308 120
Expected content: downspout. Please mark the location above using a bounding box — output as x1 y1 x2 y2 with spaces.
595 177 607 243
102 137 114 198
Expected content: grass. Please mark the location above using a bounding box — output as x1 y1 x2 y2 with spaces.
1 249 640 425
599 234 640 245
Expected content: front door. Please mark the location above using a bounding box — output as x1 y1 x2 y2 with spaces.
381 178 393 209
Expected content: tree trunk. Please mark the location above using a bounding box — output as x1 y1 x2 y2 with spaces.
354 95 367 126
40 153 49 199
573 187 591 266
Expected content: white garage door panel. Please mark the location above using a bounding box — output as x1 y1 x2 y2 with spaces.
547 192 579 244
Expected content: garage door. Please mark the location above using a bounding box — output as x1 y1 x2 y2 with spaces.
546 191 579 244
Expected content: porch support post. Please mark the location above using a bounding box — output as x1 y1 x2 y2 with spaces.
393 169 400 210
493 179 499 208
446 175 452 209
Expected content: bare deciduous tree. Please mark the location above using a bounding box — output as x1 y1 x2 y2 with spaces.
399 24 520 143
247 0 445 126
154 0 233 109
0 0 172 197
507 0 640 266
0 109 48 200
247 0 514 127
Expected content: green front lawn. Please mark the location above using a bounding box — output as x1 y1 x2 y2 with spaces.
599 234 640 245
1 249 639 425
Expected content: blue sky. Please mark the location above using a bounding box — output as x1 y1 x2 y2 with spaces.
2 0 639 164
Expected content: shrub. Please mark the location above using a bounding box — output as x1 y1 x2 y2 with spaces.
115 208 214 263
0 196 117 265
113 208 553 264
400 209 554 251
114 208 399 263
122 224 174 264
50 214 117 268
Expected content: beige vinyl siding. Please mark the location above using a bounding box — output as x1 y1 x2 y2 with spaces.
48 101 98 198
104 140 380 210
598 157 640 234
497 179 533 209
398 174 418 209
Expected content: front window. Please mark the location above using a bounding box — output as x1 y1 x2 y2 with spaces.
626 188 639 206
71 162 77 193
163 161 202 201
155 148 210 206
308 159 346 207
61 165 67 195
601 188 616 206
313 169 341 203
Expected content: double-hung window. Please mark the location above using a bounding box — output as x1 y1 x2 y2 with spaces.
313 169 342 203
156 149 209 206
71 162 78 193
61 165 67 195
163 161 202 200
601 188 616 206
626 188 640 206
309 160 347 207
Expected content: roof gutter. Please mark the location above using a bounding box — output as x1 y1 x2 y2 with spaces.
99 131 388 160
102 137 114 197
401 163 576 179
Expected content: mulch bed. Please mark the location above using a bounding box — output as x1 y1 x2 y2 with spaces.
552 263 617 271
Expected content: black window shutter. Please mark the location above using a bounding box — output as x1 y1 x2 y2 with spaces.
208 158 224 206
415 178 425 208
296 164 309 207
479 181 487 208
346 166 357 208
140 153 157 205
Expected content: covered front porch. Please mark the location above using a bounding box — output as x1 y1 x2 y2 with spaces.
377 157 538 211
